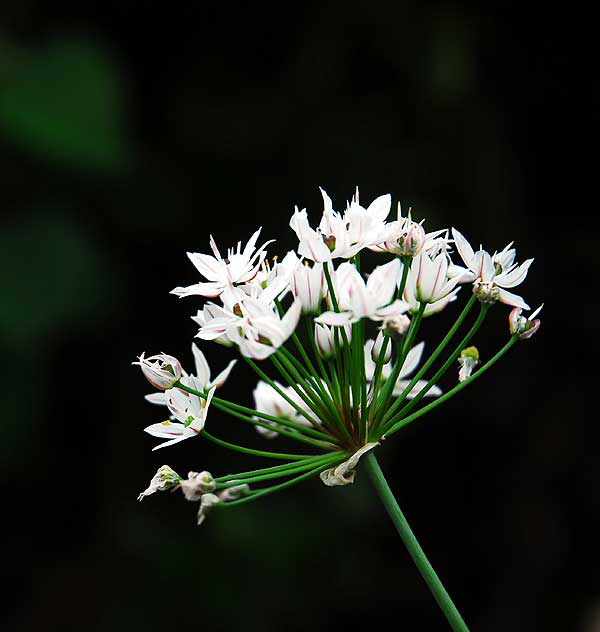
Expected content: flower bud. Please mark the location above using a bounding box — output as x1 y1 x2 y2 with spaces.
180 471 216 501
394 220 426 257
219 483 250 502
509 305 542 340
382 313 410 338
137 465 181 501
371 331 392 363
314 323 352 359
197 493 220 526
291 261 325 314
133 353 182 390
457 346 479 383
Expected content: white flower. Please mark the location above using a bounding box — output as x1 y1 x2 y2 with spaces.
133 353 182 390
316 260 408 327
320 443 379 486
371 204 446 257
197 493 220 526
451 228 534 309
457 346 479 382
252 380 310 438
137 465 181 501
195 288 301 360
143 382 216 450
290 188 390 262
171 228 274 299
192 303 234 347
314 322 352 359
180 471 217 501
509 304 543 339
403 251 461 316
364 340 442 399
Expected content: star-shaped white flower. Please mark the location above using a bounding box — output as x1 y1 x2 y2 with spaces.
144 380 216 450
290 188 391 262
171 228 274 300
316 259 408 327
451 228 533 309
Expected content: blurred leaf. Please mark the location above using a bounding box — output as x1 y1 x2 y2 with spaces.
0 39 129 170
0 209 116 347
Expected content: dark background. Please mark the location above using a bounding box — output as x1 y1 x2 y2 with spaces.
1 3 597 631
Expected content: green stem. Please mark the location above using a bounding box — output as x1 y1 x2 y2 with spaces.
217 452 344 488
364 453 470 632
376 295 477 430
215 452 342 482
200 430 315 461
175 381 331 443
380 302 488 434
217 462 332 508
384 336 518 437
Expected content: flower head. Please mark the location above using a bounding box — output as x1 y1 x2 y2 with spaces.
180 471 217 501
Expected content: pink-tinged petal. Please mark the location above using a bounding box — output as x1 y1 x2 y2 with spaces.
314 311 356 326
399 341 425 378
451 228 475 269
144 392 167 406
170 282 223 298
186 252 224 281
496 258 534 288
319 187 334 214
209 359 237 389
192 343 211 386
366 258 401 306
480 251 495 282
144 421 185 439
498 288 530 310
151 430 195 451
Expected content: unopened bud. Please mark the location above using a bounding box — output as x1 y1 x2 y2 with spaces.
137 465 181 501
133 353 182 390
219 483 250 502
180 471 216 501
458 346 479 382
371 331 392 363
315 323 352 359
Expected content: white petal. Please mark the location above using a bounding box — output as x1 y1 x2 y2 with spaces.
497 288 530 310
192 343 211 386
451 228 475 269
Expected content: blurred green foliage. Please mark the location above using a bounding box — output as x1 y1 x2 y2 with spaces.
0 39 128 170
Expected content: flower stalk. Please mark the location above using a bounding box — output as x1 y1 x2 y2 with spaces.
364 452 470 632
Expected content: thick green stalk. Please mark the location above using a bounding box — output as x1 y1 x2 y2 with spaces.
364 453 470 632
384 336 518 437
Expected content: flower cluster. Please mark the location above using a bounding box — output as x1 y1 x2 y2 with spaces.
135 188 541 524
